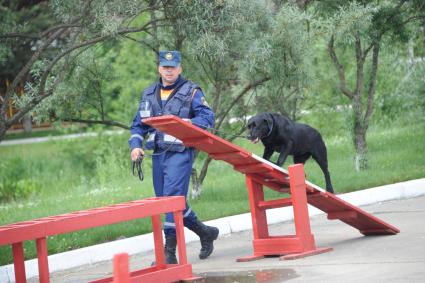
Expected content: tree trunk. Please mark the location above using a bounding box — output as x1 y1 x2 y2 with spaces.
190 168 201 199
191 156 213 200
353 123 368 171
22 114 32 133
0 121 7 142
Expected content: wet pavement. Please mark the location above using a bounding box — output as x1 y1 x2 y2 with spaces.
30 196 425 282
193 269 300 282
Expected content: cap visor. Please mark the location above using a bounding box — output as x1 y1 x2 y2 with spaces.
159 61 180 67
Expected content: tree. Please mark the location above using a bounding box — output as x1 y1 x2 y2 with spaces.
0 0 167 141
255 4 315 121
164 1 316 197
91 1 318 197
319 0 425 171
169 0 274 197
32 25 157 129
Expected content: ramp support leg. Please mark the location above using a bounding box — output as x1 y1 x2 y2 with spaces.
237 164 332 262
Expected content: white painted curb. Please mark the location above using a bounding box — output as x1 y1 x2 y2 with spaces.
1 178 424 282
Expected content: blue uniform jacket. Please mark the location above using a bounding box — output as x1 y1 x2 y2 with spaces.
128 77 214 151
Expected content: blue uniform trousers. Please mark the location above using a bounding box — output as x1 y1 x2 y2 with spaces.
152 148 198 236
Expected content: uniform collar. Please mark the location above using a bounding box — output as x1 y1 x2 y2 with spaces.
159 75 186 90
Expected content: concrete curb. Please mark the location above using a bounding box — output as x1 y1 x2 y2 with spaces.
1 178 424 282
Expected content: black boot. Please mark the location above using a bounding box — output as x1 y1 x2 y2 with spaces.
189 220 219 259
164 234 178 264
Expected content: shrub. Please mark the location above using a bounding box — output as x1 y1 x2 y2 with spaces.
0 158 42 202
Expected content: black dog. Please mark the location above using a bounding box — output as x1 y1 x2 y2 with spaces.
247 113 334 193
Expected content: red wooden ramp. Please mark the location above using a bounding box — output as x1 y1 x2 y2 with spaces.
144 116 399 260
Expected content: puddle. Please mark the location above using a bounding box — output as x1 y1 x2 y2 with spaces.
192 268 299 283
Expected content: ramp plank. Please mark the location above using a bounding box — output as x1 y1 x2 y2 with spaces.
144 115 400 235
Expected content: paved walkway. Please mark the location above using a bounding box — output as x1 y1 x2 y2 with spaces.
37 195 425 283
0 130 124 146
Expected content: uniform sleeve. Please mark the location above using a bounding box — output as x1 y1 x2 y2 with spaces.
190 89 215 129
128 100 152 150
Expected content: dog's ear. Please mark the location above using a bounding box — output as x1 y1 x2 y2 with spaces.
264 114 273 132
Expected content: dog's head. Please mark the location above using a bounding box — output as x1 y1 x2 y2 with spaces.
247 113 273 144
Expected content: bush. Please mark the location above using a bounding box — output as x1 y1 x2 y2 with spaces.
0 158 42 202
0 179 42 201
93 134 130 187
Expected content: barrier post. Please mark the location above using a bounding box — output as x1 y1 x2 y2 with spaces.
151 215 166 269
113 253 129 283
36 237 50 283
174 211 188 265
12 242 26 283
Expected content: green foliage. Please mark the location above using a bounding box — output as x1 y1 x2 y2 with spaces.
32 48 111 123
2 0 424 142
177 0 273 85
320 1 377 45
376 59 425 123
370 3 407 43
49 0 145 35
0 0 159 141
255 3 315 118
28 12 157 126
0 1 56 78
101 33 157 123
0 157 42 202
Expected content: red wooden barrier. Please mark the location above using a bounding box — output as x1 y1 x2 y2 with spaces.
110 252 200 283
0 196 197 283
144 115 400 261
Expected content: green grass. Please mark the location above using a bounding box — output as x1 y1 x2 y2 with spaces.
0 118 424 265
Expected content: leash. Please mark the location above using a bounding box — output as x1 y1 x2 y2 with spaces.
132 155 144 181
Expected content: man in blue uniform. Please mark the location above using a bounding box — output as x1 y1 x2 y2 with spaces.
129 50 219 264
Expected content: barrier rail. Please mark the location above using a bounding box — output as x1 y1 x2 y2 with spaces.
0 196 197 283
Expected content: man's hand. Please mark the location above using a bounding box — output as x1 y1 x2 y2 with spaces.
131 148 145 161
182 118 192 124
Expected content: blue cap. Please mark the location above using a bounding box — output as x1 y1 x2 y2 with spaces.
159 50 181 67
